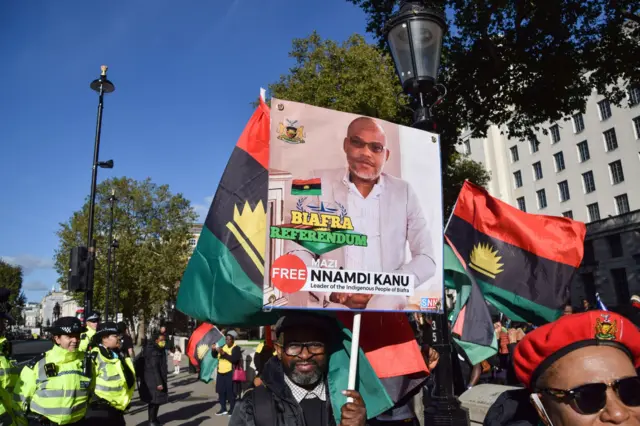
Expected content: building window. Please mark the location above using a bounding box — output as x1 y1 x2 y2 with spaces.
598 99 612 120
532 161 543 180
609 160 625 184
607 235 623 258
537 189 548 209
615 193 630 215
189 238 197 247
633 116 640 139
629 86 640 106
562 210 573 219
577 140 590 162
462 139 471 155
587 203 600 222
510 145 519 162
582 171 596 193
553 152 565 172
603 128 618 152
558 180 570 202
513 170 523 188
517 197 526 212
550 124 561 143
572 113 585 133
529 138 539 153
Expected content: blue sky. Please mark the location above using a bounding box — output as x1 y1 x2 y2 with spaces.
0 0 373 303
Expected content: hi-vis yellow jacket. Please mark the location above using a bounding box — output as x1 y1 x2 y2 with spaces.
90 346 135 411
13 344 94 425
78 327 96 353
1 337 19 426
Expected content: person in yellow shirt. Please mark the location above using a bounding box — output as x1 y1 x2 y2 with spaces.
78 312 100 353
85 322 136 426
211 330 241 416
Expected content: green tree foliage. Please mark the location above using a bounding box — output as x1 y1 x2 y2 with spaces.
0 259 27 324
263 32 490 217
348 0 639 140
53 177 197 332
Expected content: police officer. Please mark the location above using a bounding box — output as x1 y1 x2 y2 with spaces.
13 317 93 425
85 322 135 426
78 313 100 353
1 288 19 425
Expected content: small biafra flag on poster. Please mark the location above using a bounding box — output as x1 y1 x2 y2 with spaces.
291 178 322 196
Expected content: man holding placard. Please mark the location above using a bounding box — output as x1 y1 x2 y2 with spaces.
230 313 366 426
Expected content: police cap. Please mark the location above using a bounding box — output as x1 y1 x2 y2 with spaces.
94 321 121 340
48 316 87 336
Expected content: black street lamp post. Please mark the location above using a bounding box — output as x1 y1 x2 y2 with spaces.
385 3 469 426
84 65 115 324
104 189 117 320
112 238 120 322
385 1 447 131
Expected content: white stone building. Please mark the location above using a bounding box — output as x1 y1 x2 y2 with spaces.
461 87 640 221
22 302 40 328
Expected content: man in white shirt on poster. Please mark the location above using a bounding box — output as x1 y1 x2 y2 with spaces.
284 116 436 311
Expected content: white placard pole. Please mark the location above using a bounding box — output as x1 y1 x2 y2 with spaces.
346 312 362 403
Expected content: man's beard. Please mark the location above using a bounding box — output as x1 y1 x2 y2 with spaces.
283 359 325 387
349 157 384 181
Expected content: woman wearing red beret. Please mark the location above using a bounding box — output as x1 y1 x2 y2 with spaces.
511 310 640 426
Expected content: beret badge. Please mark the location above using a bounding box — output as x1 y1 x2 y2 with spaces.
595 314 617 341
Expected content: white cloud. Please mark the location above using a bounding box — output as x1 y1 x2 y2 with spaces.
1 255 54 275
23 280 50 291
193 194 215 220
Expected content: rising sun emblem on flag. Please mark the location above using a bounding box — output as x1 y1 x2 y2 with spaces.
196 344 210 360
469 242 504 279
226 201 267 275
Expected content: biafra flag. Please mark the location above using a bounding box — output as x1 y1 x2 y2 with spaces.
445 181 586 325
291 178 321 196
186 323 223 369
445 240 498 365
176 98 276 326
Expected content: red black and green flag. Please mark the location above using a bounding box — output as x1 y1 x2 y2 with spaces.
291 178 321 196
176 99 275 326
445 181 586 325
186 323 223 368
445 239 498 365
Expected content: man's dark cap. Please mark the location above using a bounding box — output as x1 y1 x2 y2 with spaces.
86 312 101 323
47 316 87 336
274 312 338 338
95 321 121 339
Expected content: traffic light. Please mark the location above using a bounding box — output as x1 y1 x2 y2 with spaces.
68 246 89 292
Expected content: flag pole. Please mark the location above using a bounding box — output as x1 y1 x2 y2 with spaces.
346 312 362 403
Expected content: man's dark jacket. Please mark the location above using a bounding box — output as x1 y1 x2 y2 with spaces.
229 357 336 426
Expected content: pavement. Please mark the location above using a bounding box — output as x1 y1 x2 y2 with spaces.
124 369 230 426
124 345 258 426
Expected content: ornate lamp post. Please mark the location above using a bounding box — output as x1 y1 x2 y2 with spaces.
385 3 469 426
385 1 447 130
84 65 115 323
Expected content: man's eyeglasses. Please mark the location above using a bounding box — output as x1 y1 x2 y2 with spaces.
348 137 385 154
541 376 640 415
277 341 325 357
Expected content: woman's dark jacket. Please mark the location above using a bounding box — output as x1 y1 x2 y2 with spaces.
139 342 169 405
